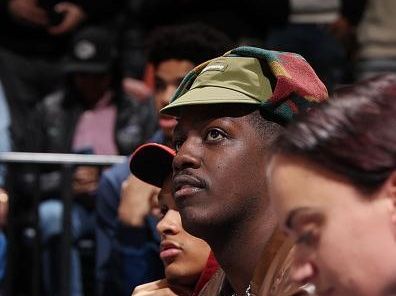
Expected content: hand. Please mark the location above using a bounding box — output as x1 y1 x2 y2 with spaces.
72 166 100 195
48 2 86 35
132 279 192 296
118 175 160 227
122 77 153 102
8 0 49 27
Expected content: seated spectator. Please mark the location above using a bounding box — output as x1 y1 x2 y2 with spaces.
0 0 122 114
95 23 233 296
0 78 10 292
130 143 218 296
267 74 396 295
265 0 366 91
160 46 328 295
356 0 396 80
117 0 272 101
36 26 155 296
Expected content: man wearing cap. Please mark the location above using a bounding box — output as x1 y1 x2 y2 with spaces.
129 143 218 296
95 23 233 296
161 46 328 295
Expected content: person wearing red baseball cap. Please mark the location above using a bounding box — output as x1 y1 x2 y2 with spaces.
95 24 232 295
130 143 218 296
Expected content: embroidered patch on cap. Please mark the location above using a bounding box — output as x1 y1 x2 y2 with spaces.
201 63 227 74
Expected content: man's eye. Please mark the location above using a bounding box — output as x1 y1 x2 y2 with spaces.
206 129 225 141
173 140 183 152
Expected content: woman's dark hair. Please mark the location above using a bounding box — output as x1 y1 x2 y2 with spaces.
146 23 234 68
271 73 396 194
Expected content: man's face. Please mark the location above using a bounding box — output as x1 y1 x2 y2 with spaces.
156 175 211 287
154 59 195 139
73 73 112 105
172 104 269 238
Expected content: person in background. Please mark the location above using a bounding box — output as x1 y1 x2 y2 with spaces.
267 74 396 296
95 23 233 296
160 46 328 295
355 0 396 80
118 0 279 101
265 0 366 91
129 143 218 296
0 78 11 294
0 0 121 114
35 26 156 296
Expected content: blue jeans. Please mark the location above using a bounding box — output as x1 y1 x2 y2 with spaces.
39 200 94 296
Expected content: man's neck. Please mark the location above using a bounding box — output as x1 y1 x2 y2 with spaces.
210 207 277 295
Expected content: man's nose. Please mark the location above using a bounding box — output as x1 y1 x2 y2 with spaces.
156 210 181 237
173 136 202 173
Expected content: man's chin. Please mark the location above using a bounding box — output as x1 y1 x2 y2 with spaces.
179 206 218 240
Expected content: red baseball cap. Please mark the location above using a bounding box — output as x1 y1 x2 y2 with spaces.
129 143 176 188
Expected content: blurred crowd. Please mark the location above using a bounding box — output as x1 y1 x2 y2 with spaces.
0 0 395 296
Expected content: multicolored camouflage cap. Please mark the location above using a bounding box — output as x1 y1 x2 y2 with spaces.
160 46 328 125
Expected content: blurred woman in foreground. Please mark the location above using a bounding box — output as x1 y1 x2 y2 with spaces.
267 74 396 296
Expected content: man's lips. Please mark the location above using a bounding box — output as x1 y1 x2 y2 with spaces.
160 241 182 263
173 174 205 199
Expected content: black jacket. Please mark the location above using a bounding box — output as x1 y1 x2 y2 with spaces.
16 86 156 199
34 89 156 156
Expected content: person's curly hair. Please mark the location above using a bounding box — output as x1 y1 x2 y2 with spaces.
146 23 234 68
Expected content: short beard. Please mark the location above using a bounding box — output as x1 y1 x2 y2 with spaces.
179 193 263 247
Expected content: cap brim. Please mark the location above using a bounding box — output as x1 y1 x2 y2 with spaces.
160 86 260 116
129 143 176 188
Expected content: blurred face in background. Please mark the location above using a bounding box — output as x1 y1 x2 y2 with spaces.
154 59 194 139
268 154 396 296
73 72 112 106
156 175 211 287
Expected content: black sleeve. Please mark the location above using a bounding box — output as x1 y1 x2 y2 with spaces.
70 0 124 23
341 0 368 26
